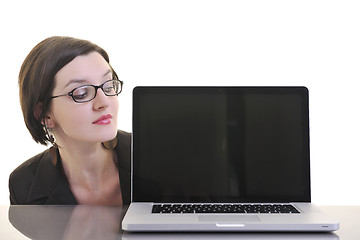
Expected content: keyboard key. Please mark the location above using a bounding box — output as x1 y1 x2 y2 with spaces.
152 204 300 214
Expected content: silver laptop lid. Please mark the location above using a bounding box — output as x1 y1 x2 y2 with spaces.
132 87 310 203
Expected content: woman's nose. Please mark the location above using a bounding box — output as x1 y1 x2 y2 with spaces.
92 88 110 110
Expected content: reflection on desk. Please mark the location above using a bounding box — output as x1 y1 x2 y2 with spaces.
9 205 124 240
5 205 354 240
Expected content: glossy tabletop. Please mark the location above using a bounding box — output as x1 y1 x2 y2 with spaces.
0 205 358 239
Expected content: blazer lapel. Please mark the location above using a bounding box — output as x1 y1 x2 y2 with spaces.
26 147 77 205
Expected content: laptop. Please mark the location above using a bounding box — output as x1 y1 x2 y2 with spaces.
122 86 339 232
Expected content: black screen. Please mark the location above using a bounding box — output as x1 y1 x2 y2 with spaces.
132 87 310 203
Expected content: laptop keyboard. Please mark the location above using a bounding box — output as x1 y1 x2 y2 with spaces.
152 204 300 214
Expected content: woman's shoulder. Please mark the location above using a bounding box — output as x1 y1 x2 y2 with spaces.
117 129 131 141
10 149 52 180
115 130 131 167
9 148 54 204
116 130 131 153
115 130 132 205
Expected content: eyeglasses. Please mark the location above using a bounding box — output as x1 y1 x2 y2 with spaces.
51 79 123 103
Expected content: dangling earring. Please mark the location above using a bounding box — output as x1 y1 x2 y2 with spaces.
44 122 55 146
102 137 117 150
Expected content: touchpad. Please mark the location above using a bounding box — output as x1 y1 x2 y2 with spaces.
198 215 260 222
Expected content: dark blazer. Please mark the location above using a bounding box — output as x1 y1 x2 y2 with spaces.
9 130 131 205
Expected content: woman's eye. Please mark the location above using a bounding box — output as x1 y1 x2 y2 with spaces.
104 87 114 93
74 92 88 100
73 87 89 100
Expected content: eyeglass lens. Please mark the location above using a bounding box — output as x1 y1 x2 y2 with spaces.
71 80 121 102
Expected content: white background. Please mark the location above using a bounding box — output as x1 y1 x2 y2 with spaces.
0 0 359 205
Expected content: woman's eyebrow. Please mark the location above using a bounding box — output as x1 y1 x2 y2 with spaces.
64 69 112 88
65 79 88 88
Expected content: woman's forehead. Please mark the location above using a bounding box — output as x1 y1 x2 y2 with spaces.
54 52 111 89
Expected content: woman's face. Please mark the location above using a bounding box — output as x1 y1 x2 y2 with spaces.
49 51 119 145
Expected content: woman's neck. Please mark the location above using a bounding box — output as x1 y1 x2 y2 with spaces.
57 140 116 190
57 141 122 205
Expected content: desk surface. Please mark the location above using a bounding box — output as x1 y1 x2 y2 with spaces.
0 205 358 239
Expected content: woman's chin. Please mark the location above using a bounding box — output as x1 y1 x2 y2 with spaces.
99 129 118 142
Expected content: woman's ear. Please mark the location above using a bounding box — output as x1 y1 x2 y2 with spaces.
34 102 54 127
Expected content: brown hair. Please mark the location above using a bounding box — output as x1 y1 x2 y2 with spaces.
19 36 118 145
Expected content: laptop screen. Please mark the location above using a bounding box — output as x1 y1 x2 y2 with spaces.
132 87 310 203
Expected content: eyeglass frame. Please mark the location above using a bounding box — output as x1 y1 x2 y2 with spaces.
51 79 123 103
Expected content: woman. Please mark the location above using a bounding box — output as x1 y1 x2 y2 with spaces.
9 36 131 205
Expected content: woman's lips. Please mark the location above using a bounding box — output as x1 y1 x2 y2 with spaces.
92 114 112 125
